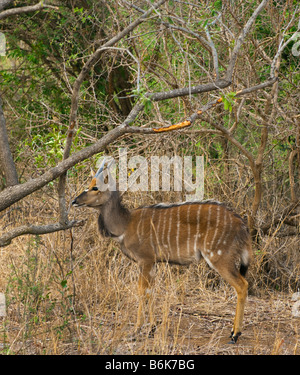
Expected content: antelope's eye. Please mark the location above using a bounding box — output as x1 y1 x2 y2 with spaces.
92 186 98 191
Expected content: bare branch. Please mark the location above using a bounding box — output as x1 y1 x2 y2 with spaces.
148 79 230 102
161 21 212 51
205 25 220 80
226 0 270 81
270 7 300 77
0 1 58 20
0 220 85 248
149 77 277 133
235 77 278 96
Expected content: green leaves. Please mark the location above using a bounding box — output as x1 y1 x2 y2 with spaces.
132 87 153 112
60 279 67 289
60 271 73 289
221 91 236 113
73 6 93 24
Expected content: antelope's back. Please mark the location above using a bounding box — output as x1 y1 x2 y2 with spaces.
123 201 251 266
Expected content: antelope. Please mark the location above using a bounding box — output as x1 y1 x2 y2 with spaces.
72 159 252 344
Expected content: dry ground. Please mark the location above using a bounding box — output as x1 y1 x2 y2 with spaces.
0 283 299 355
0 239 299 355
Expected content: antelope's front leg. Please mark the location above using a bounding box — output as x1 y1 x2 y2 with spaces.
136 262 155 333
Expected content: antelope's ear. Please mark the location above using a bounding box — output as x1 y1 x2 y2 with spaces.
90 168 96 178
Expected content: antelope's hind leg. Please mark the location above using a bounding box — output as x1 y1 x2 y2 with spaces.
216 264 248 344
229 273 248 343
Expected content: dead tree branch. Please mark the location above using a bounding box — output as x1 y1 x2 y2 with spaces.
0 220 85 247
0 1 58 20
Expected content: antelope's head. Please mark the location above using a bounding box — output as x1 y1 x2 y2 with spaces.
72 159 115 208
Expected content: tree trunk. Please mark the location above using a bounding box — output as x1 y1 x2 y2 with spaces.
0 96 18 187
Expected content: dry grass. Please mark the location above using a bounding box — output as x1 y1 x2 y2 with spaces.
0 192 299 355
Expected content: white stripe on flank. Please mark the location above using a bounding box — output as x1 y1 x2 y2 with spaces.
202 252 216 270
161 208 168 249
167 208 173 258
150 209 156 254
187 204 191 257
156 207 162 255
203 205 212 254
222 210 232 247
216 206 226 247
210 204 220 250
193 205 201 257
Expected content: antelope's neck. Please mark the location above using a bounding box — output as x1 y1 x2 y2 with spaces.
98 191 130 238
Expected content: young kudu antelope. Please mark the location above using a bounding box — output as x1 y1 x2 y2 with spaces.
72 160 252 344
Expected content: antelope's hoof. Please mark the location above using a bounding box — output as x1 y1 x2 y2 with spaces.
228 331 241 344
